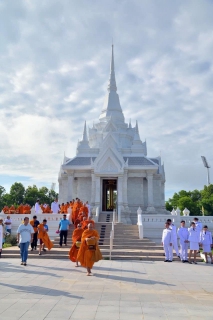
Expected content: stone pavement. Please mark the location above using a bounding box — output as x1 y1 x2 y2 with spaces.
0 259 213 320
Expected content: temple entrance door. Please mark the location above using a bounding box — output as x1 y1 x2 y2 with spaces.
102 179 117 212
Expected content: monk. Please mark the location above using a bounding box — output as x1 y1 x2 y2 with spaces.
77 223 102 276
44 205 51 213
60 203 65 214
69 223 84 266
79 203 89 219
82 217 95 230
17 204 24 214
72 199 82 223
3 206 9 214
9 205 16 214
23 204 31 214
37 219 53 255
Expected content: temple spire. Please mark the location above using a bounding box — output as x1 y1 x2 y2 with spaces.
108 45 117 92
83 121 88 141
135 120 139 134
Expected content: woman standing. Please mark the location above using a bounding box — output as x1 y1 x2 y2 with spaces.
188 222 200 264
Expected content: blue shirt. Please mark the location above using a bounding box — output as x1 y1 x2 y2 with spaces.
59 219 70 231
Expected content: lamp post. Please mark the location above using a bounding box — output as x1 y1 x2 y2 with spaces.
201 156 211 186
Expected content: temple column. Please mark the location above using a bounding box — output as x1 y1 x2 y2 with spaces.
91 172 96 206
141 178 144 208
146 173 155 212
117 176 123 222
95 176 101 207
67 173 73 202
122 170 128 207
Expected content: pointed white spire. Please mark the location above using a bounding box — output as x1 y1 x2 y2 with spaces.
135 120 139 134
83 121 88 141
108 45 117 92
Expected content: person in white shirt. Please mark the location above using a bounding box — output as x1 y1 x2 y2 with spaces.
193 218 202 233
167 219 180 258
4 215 12 234
51 199 60 214
35 199 41 214
200 225 213 264
177 220 189 263
188 222 200 264
17 217 34 266
162 222 173 262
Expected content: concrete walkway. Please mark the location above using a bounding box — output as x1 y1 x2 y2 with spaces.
0 259 213 319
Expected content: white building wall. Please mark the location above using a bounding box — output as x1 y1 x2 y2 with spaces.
127 177 143 212
76 177 92 203
153 178 162 207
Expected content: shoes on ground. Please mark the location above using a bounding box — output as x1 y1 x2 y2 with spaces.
42 248 47 252
164 260 168 262
168 260 172 262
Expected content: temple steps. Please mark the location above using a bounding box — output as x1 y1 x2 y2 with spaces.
1 221 202 262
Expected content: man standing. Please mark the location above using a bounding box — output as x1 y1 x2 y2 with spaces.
177 220 189 263
58 214 70 247
193 217 202 233
35 199 41 214
30 215 40 251
167 219 180 258
162 222 173 262
4 215 12 235
17 217 34 266
51 199 60 214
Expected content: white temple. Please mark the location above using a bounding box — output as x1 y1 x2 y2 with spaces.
58 46 168 223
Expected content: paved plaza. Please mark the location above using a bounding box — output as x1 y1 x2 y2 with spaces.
0 259 213 319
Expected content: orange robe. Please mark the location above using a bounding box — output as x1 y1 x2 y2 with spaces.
30 220 39 233
44 206 51 213
18 205 24 214
77 229 102 269
37 224 53 250
82 219 95 230
72 202 81 223
3 206 9 214
79 205 88 218
69 228 84 262
9 205 16 214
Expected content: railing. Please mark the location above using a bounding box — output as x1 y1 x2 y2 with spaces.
109 221 114 260
137 207 143 239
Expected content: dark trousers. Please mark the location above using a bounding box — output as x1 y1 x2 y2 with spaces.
60 230 68 246
31 232 38 249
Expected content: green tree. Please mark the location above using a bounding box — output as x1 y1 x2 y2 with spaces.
0 186 6 209
10 182 25 205
24 185 39 206
200 185 213 215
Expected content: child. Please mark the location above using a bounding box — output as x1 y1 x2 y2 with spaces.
200 225 213 264
162 222 173 262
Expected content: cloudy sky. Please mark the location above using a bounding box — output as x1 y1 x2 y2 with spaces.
0 0 213 199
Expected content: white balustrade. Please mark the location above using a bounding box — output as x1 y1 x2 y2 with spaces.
137 207 143 239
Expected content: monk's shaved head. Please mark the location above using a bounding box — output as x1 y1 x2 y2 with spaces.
88 223 93 229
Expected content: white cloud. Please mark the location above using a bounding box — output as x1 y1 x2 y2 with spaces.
0 0 212 197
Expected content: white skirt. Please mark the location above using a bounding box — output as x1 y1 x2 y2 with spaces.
203 244 211 253
190 242 199 250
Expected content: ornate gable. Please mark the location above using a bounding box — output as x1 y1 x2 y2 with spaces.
94 146 125 174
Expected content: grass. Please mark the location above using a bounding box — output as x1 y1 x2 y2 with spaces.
3 243 12 248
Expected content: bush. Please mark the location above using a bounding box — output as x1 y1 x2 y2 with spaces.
5 235 17 246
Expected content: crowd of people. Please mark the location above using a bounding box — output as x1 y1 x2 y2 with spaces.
162 217 213 264
0 198 101 275
1 198 91 217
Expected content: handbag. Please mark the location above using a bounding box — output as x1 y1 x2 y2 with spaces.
75 241 81 248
